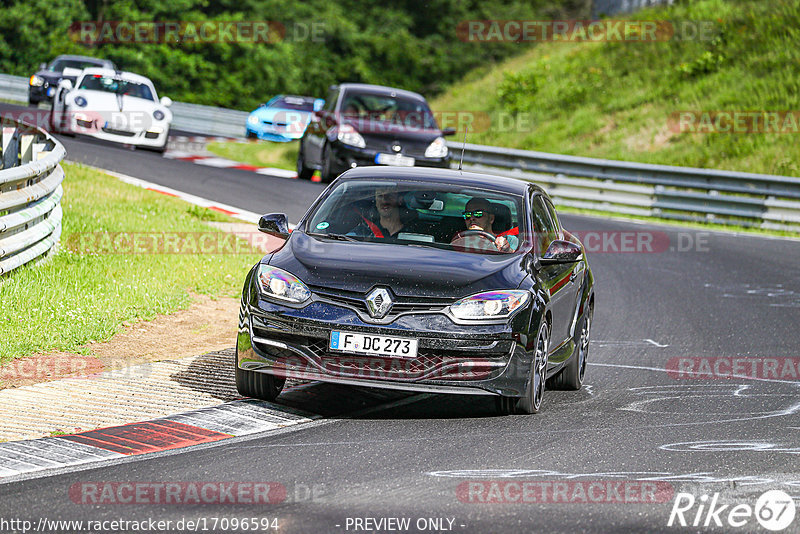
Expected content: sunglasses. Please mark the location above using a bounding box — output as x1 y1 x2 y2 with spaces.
462 210 487 219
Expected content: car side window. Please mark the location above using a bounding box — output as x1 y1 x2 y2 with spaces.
531 195 558 254
324 88 338 113
543 198 561 232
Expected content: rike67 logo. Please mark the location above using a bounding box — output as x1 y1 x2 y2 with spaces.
668 490 796 531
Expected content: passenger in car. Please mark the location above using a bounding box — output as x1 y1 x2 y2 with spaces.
349 187 419 238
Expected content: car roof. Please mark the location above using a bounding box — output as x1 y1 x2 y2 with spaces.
78 68 153 85
336 83 426 102
335 166 546 196
53 55 112 65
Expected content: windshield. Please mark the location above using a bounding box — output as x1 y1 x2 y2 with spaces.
340 92 437 129
77 75 155 101
268 96 315 111
306 179 526 255
49 59 104 72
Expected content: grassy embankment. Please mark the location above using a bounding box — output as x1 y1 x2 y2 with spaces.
0 162 262 361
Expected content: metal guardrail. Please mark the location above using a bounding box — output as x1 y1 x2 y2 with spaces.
3 72 799 231
448 142 800 232
0 116 66 275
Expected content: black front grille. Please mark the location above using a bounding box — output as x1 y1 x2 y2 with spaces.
309 286 453 316
102 127 136 137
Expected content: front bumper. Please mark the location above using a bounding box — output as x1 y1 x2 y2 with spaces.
29 85 55 103
64 113 170 148
329 142 451 175
236 295 535 398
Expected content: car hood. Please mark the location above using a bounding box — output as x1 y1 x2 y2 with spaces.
68 90 171 124
343 117 442 147
251 107 311 124
268 231 526 298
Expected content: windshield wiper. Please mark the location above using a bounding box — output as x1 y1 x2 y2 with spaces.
311 232 359 242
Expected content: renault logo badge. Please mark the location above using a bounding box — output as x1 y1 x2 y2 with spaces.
365 287 393 319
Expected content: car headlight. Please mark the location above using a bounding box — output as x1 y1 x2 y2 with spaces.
450 290 529 320
424 136 448 158
248 114 259 125
74 96 87 107
256 265 311 304
153 109 165 121
29 75 44 87
337 124 366 148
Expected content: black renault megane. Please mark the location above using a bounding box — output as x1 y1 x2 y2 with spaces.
236 167 594 414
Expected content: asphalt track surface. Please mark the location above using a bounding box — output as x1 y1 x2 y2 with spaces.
1 103 799 533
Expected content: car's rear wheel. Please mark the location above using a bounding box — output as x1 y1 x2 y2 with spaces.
320 143 335 183
496 319 549 415
296 141 314 180
235 363 285 401
548 304 592 390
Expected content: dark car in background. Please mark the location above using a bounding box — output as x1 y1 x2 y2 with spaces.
236 166 594 414
296 83 456 182
28 54 116 106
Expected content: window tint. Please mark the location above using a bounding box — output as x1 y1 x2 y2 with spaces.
324 88 339 112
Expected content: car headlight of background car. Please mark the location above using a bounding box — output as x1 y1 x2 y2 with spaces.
153 109 165 121
247 114 259 125
337 124 366 148
450 290 530 321
29 75 44 87
424 136 448 158
257 264 311 304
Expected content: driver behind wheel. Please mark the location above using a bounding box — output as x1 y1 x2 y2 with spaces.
452 197 519 252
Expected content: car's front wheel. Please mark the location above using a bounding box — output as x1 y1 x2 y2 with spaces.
320 143 335 183
235 364 285 401
496 319 549 415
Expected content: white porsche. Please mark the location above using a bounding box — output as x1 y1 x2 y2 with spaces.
50 68 172 152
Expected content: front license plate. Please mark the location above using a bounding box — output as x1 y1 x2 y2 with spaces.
330 331 418 358
375 153 415 167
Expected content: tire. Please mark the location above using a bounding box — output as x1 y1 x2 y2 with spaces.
548 304 593 390
320 143 335 183
296 141 314 180
153 128 170 154
28 98 40 107
496 319 549 415
246 130 257 139
235 363 285 401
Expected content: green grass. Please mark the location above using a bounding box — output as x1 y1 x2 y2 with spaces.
0 162 262 361
431 0 800 177
206 140 298 171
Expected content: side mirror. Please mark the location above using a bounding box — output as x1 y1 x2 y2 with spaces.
160 96 172 107
39 63 47 71
313 99 325 112
58 79 73 91
442 127 456 136
258 213 290 238
540 240 582 264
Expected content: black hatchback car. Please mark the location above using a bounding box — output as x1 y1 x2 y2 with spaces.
28 54 116 106
236 167 594 414
296 83 455 182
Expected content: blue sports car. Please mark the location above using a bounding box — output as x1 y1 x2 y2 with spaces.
246 95 324 142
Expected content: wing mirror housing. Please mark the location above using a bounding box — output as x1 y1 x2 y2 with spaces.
258 213 290 238
58 79 73 91
540 240 582 264
441 127 456 136
160 96 173 107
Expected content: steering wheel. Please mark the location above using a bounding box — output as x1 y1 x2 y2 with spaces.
451 229 501 251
